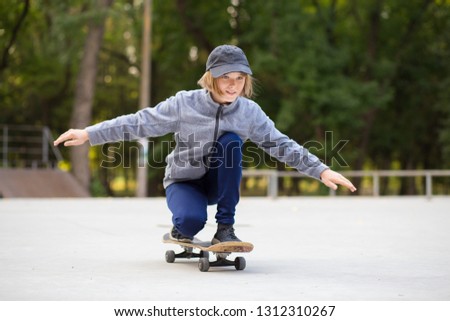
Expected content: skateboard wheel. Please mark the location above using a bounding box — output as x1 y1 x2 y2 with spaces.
198 258 210 272
165 250 176 263
234 257 246 271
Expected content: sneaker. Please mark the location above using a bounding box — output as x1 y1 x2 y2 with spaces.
212 224 242 244
169 226 193 243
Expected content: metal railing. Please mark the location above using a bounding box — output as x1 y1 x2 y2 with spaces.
242 169 450 199
1 125 63 168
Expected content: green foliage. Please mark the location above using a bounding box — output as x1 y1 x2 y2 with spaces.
1 0 449 195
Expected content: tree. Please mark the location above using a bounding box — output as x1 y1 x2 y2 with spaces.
70 0 114 191
1 0 448 196
0 0 29 74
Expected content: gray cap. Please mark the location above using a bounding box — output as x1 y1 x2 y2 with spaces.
206 45 252 78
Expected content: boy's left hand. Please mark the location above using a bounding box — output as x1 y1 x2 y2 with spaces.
320 169 357 192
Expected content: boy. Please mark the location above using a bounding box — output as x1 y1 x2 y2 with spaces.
54 45 356 244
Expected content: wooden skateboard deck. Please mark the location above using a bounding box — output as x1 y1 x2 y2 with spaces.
163 233 254 252
162 233 254 272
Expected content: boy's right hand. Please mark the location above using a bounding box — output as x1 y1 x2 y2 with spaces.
53 129 89 147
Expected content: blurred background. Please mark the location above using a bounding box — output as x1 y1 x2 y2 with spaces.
0 0 449 198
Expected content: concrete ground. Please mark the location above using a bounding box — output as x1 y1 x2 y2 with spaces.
0 197 449 301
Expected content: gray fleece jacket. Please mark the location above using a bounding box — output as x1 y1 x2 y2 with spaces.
86 89 329 188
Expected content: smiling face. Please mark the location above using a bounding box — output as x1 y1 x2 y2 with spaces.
211 72 246 104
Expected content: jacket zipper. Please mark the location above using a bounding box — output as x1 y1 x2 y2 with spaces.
212 105 224 146
206 105 224 169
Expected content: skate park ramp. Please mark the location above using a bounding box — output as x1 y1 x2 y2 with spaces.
0 169 89 198
0 197 449 301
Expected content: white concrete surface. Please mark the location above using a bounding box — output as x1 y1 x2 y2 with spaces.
0 197 449 301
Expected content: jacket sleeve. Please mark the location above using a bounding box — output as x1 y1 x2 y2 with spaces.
85 95 180 146
248 106 329 180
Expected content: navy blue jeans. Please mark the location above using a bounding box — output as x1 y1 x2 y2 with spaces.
166 132 243 237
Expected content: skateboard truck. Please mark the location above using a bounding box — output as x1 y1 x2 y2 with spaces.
165 247 246 272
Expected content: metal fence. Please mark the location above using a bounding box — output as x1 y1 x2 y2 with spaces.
1 125 63 168
2 124 448 198
242 169 450 199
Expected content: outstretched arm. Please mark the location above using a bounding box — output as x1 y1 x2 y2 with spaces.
53 129 89 147
320 169 357 192
248 105 357 193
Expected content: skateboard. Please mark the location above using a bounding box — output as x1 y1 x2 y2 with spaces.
162 233 254 272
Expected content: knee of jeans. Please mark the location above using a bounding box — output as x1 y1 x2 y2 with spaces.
217 132 242 147
174 213 206 236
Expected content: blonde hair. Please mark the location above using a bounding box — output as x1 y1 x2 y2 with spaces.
197 71 255 99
